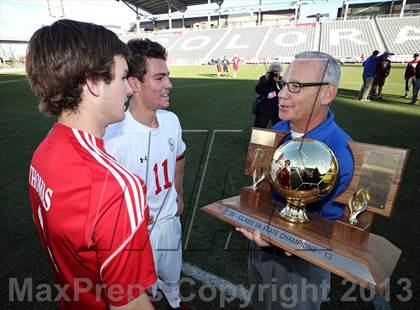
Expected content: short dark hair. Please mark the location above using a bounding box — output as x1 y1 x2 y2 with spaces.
26 19 128 116
372 50 379 56
126 39 167 82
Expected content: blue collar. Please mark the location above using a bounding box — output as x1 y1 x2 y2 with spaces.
281 110 335 142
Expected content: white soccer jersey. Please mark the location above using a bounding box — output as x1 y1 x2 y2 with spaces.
104 110 186 221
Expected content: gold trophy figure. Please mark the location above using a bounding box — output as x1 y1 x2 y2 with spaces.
348 189 370 225
252 166 266 191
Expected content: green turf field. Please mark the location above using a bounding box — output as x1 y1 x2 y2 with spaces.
1 64 419 309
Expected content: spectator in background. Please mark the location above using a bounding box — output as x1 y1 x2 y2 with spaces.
371 52 393 99
410 59 420 106
404 53 419 98
358 50 387 101
221 56 229 76
253 61 283 128
216 57 222 77
232 55 240 78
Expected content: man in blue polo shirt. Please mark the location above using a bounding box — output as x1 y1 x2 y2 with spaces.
358 50 388 101
238 51 354 310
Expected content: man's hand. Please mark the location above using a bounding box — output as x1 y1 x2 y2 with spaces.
176 194 184 216
236 227 292 256
236 227 270 247
148 214 154 225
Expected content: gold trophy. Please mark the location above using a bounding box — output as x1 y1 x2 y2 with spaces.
202 127 408 293
268 138 339 223
348 188 370 225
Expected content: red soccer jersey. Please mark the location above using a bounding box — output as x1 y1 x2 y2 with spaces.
404 59 419 79
375 58 391 77
232 57 240 70
28 123 157 309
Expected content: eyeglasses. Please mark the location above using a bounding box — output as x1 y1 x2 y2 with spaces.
277 81 330 93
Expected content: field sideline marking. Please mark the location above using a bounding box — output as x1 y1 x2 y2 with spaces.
182 262 391 309
182 262 250 303
0 79 27 84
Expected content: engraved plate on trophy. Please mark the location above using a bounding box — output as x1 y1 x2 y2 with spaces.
358 151 399 210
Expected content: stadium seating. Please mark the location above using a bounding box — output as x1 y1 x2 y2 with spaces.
168 28 228 64
210 26 269 59
259 24 317 60
120 15 420 64
320 19 382 58
376 16 420 56
120 32 181 50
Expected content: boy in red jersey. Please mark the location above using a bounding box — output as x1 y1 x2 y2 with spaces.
26 19 156 309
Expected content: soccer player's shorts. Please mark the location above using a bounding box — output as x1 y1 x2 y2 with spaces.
149 216 182 302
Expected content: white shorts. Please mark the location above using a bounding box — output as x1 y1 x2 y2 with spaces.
149 216 182 284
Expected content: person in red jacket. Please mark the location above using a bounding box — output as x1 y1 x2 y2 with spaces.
232 55 240 78
404 53 419 98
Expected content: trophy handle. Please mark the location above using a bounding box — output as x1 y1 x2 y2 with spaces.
252 166 266 191
348 189 370 225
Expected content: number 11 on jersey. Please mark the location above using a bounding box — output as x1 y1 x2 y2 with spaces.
153 159 172 195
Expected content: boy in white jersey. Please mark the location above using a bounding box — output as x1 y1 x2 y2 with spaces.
104 39 193 310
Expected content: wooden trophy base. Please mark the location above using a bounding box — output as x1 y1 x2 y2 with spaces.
201 195 401 294
239 186 273 213
333 217 371 245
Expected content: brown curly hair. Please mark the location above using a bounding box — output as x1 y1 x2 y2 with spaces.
126 39 167 82
26 19 128 116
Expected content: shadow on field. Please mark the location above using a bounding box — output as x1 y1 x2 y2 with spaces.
197 73 220 77
337 88 413 106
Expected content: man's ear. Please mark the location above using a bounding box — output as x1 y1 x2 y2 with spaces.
85 78 101 97
321 84 337 106
128 77 141 92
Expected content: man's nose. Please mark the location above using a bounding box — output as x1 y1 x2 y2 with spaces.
166 77 172 89
278 85 290 99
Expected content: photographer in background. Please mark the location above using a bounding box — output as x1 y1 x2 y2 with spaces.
253 61 283 128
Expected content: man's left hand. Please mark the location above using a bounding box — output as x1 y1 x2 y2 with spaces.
176 194 184 216
236 227 270 247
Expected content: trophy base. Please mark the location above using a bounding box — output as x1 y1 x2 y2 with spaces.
240 186 273 213
333 217 371 245
278 203 309 223
201 195 401 294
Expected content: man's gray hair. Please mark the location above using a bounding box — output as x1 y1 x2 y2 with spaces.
295 51 341 85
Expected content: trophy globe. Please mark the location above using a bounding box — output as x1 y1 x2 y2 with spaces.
268 138 339 223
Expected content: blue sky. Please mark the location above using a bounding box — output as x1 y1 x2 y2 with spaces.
0 0 389 40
